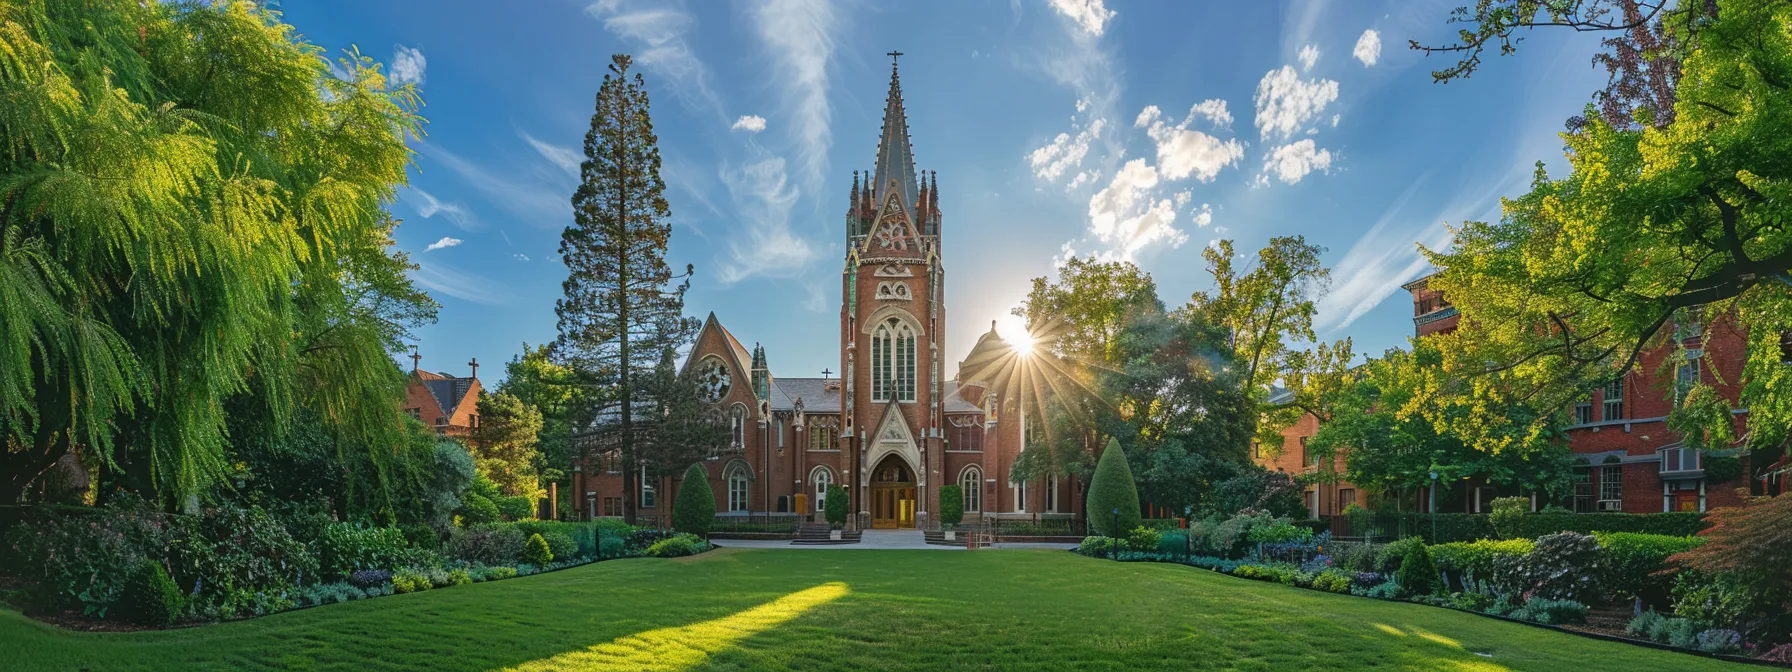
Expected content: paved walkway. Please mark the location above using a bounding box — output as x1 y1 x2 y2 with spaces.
712 530 1077 551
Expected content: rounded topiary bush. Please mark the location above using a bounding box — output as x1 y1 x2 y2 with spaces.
938 484 964 529
824 484 849 529
1086 438 1140 537
1396 541 1439 596
524 532 554 566
673 463 715 536
121 559 182 626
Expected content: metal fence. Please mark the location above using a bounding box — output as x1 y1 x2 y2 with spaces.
710 513 802 534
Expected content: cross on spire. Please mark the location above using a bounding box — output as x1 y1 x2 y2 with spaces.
468 357 478 380
886 50 903 67
409 345 421 372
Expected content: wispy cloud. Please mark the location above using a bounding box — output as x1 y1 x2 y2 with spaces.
415 141 571 227
1313 177 1439 333
410 259 516 306
715 156 817 284
748 0 839 191
424 236 462 252
586 0 722 118
731 115 767 133
390 45 426 86
520 131 581 179
406 186 475 230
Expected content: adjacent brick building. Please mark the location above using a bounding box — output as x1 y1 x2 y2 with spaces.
403 354 484 438
571 58 1074 530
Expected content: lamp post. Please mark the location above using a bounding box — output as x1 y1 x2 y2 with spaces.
1428 470 1439 543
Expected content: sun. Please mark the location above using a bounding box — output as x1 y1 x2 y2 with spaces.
994 314 1035 356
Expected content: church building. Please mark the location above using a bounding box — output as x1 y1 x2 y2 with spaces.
571 57 1080 530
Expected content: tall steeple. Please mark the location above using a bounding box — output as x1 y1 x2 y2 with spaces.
872 51 918 220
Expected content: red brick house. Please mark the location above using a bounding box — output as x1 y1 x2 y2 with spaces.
403 354 483 438
570 59 1072 530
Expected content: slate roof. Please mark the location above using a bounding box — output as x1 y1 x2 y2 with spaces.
940 380 984 414
422 375 475 418
773 377 843 413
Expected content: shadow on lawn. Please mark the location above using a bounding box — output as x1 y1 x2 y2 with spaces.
497 582 849 671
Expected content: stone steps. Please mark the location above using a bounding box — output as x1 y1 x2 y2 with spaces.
792 522 860 545
923 525 968 547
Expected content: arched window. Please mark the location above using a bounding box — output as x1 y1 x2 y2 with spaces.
1045 475 1059 513
871 318 917 402
808 416 839 451
729 404 748 451
960 466 982 512
811 466 833 512
726 463 750 512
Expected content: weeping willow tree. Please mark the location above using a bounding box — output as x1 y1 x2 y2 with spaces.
0 1 436 507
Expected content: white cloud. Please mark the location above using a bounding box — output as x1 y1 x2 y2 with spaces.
1188 99 1233 129
749 0 839 190
1354 29 1382 67
731 115 767 133
390 45 426 86
1136 102 1244 182
424 236 463 252
715 156 817 284
1253 66 1339 141
588 1 722 116
416 142 572 227
1331 114 1340 127
410 259 515 306
1046 0 1116 37
1028 111 1107 183
1192 202 1213 227
1085 159 1187 260
513 253 530 262
407 187 474 230
1173 190 1192 208
519 132 581 178
1298 44 1320 71
1262 139 1333 185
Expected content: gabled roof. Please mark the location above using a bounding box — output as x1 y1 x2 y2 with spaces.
940 380 984 414
416 371 477 420
773 377 843 413
687 312 755 379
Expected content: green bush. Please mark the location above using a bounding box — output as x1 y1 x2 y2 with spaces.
1595 532 1703 607
1400 514 1497 543
1125 526 1162 552
1508 597 1588 625
1074 536 1121 557
1375 537 1425 573
1396 542 1439 596
1500 532 1601 602
497 496 536 521
1157 532 1189 555
447 569 472 586
1246 520 1312 545
487 566 518 581
598 536 625 559
541 531 577 562
446 525 528 566
121 560 183 626
937 485 964 528
1329 541 1380 572
1232 564 1298 585
1508 512 1707 539
1428 538 1533 582
1312 569 1353 594
460 492 501 525
392 570 430 594
318 523 411 577
645 533 709 558
824 484 849 529
524 533 554 566
672 463 716 536
1086 438 1141 537
1488 496 1528 539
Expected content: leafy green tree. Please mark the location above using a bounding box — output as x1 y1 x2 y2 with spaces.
824 484 849 529
1087 438 1141 537
1419 1 1792 455
554 54 697 524
672 462 714 536
1188 237 1329 400
0 1 434 505
470 392 545 498
937 485 964 529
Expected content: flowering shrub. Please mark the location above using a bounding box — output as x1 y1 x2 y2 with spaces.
347 569 392 590
1694 628 1742 654
4 496 171 616
1496 532 1600 602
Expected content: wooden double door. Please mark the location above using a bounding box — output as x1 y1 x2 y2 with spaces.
871 485 916 529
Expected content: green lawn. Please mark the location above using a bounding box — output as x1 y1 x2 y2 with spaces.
2 548 1743 671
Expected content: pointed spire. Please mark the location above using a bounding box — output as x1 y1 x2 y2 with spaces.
751 342 770 400
929 170 940 234
872 51 918 220
848 171 861 237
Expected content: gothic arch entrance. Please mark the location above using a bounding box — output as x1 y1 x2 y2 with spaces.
869 454 917 529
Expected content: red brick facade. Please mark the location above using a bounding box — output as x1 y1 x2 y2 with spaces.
569 60 1070 529
403 359 483 438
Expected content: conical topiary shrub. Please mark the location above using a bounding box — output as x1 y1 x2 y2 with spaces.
1086 438 1141 537
673 462 715 536
1397 541 1439 596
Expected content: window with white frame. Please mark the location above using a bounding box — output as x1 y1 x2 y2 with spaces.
871 318 917 402
1603 379 1624 421
1013 477 1029 513
961 466 981 512
1599 464 1623 505
1661 446 1702 474
1044 475 1059 513
1574 398 1593 425
811 466 832 512
727 466 749 512
639 466 656 508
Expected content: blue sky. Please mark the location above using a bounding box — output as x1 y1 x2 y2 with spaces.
285 0 1608 384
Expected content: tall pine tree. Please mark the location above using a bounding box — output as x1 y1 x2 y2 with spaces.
555 54 696 524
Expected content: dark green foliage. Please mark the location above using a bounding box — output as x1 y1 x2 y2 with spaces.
446 525 527 566
645 533 708 558
599 536 625 559
121 560 182 626
1087 438 1141 537
317 523 411 578
524 533 553 566
824 484 848 528
1376 537 1425 574
1157 532 1189 555
542 531 576 561
1498 532 1601 602
672 463 714 536
937 485 964 527
1399 512 1706 543
497 496 536 521
1396 542 1439 596
1508 597 1588 625
1595 532 1703 608
1487 496 1527 539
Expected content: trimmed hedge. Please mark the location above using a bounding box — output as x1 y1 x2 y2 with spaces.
1400 511 1707 544
938 485 964 528
673 463 715 536
1428 538 1533 581
1086 438 1140 537
1595 532 1704 608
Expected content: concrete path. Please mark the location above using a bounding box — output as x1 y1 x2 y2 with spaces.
712 531 1077 552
